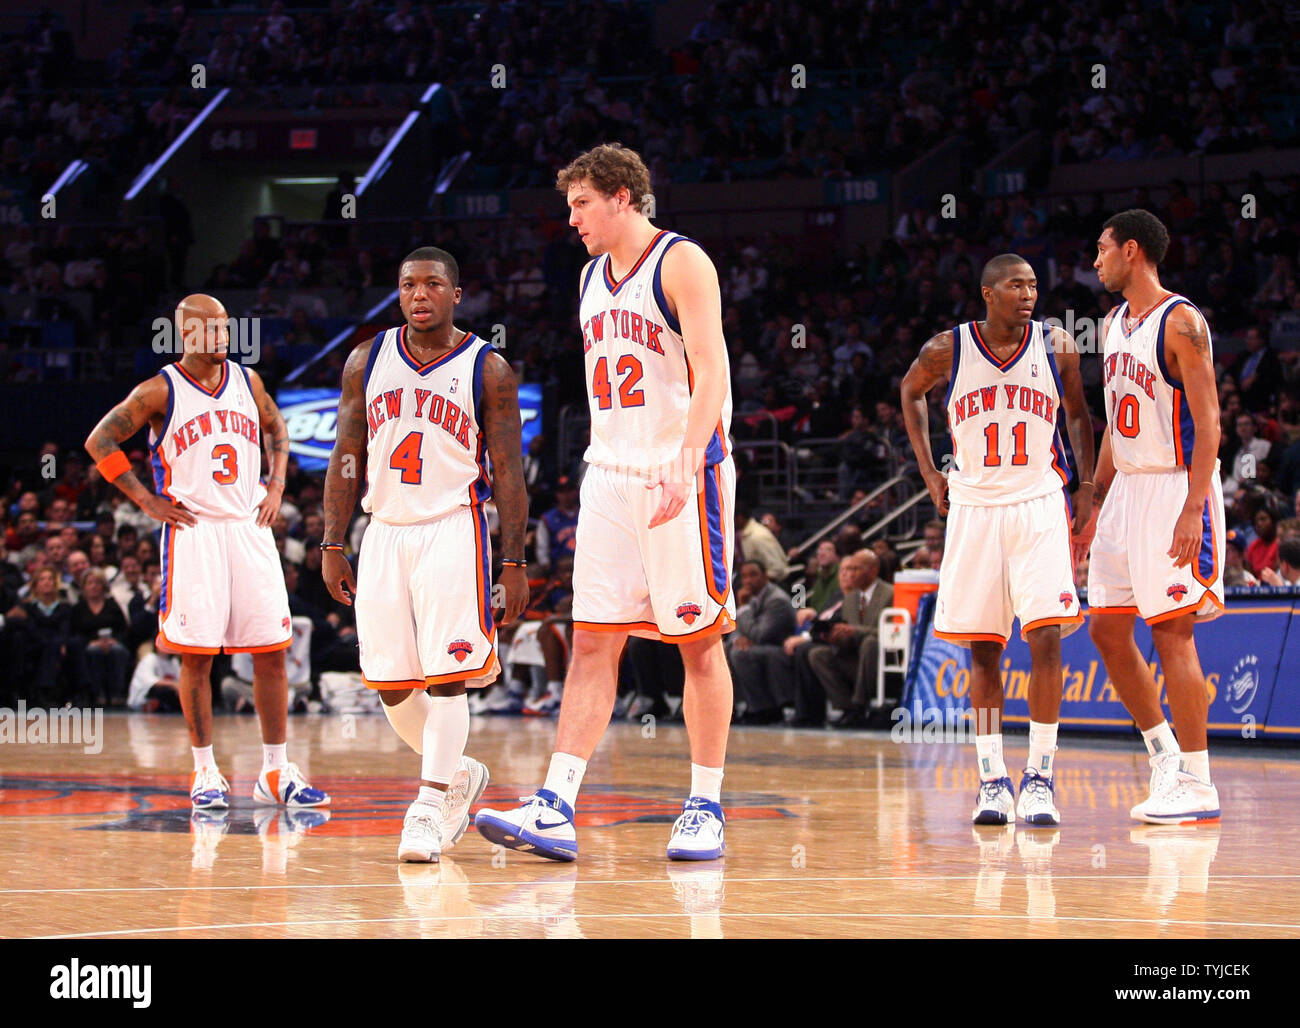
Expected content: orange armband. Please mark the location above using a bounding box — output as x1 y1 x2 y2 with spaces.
96 451 131 482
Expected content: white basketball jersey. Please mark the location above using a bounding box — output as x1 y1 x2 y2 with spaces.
361 326 492 524
1101 293 1207 474
944 321 1071 506
148 362 266 519
578 230 732 473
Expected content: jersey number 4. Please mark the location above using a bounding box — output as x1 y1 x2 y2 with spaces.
389 431 424 484
592 355 645 410
982 421 1029 467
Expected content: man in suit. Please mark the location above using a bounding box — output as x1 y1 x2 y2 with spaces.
798 550 893 728
727 560 797 724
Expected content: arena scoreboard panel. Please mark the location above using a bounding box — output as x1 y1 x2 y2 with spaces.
202 111 405 159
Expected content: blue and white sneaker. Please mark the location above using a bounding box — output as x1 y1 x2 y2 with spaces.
190 766 230 809
474 788 578 861
253 762 330 807
972 776 1016 825
485 690 525 715
1016 771 1060 826
667 797 726 860
1134 771 1221 825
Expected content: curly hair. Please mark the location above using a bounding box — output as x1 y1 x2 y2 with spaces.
1102 209 1170 265
556 143 653 213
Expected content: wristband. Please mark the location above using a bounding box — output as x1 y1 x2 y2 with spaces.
320 542 345 552
96 451 131 482
500 558 527 568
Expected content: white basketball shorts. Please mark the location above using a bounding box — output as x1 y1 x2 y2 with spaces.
1087 466 1225 624
934 491 1083 646
157 516 291 654
572 457 736 642
355 506 499 689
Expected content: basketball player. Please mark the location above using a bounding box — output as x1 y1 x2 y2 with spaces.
321 247 529 862
85 294 329 810
1082 210 1223 824
900 254 1096 826
475 143 735 861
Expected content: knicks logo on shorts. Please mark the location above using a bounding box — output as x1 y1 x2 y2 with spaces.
676 602 702 626
282 617 291 631
1167 583 1189 601
1059 592 1073 609
447 639 474 663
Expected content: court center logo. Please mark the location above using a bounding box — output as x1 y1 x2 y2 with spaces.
1225 654 1260 714
447 638 474 663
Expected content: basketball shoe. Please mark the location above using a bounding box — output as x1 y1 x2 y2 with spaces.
190 766 230 809
440 755 490 850
399 800 445 863
666 797 726 860
474 789 578 861
1015 771 1060 826
1133 770 1220 825
972 776 1015 825
253 763 330 807
523 690 562 717
1129 750 1183 820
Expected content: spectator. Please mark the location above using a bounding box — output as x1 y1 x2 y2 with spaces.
535 475 579 574
797 540 841 613
1260 538 1300 586
109 552 148 612
1223 530 1259 587
796 550 894 728
736 498 788 582
836 405 889 501
127 650 182 712
1225 413 1270 494
728 560 797 724
17 566 81 706
1246 508 1280 579
1238 325 1283 412
71 570 130 706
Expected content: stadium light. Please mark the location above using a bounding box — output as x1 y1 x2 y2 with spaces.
124 88 230 201
283 288 399 384
45 159 88 198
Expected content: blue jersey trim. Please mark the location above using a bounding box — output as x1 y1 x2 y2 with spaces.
942 324 963 408
362 330 387 393
652 234 694 336
1154 298 1194 391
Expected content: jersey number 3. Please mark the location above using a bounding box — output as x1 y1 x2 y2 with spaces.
212 444 238 485
592 355 645 410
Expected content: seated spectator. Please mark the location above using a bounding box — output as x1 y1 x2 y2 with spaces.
534 475 579 575
837 406 890 500
127 560 162 651
728 560 797 724
1260 538 1300 586
71 570 131 706
1223 531 1259 587
127 650 182 712
795 540 841 614
17 567 83 707
793 550 894 728
736 498 789 582
1246 508 1280 579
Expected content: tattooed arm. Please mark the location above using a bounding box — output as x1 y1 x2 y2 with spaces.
246 368 289 528
1050 326 1097 531
899 330 955 515
84 375 197 528
480 350 529 625
321 337 375 605
1164 304 1220 569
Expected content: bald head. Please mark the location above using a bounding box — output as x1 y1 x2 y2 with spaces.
175 294 230 358
838 548 880 590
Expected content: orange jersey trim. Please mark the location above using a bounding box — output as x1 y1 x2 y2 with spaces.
933 630 1008 645
155 630 220 656
363 677 427 691
225 639 292 654
1145 591 1224 625
971 321 1030 370
1190 495 1219 591
1086 605 1141 616
660 608 735 643
603 230 668 293
573 619 660 635
1021 613 1085 635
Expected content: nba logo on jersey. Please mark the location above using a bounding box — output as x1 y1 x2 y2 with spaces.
447 639 474 663
450 378 458 394
1032 363 1039 377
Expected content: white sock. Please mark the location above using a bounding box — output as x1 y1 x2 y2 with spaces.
690 763 724 803
1141 721 1180 759
975 734 1007 782
192 745 216 771
415 785 443 808
262 742 287 771
420 694 469 786
1027 721 1058 779
383 689 432 753
547 678 563 697
543 752 587 808
1180 750 1211 782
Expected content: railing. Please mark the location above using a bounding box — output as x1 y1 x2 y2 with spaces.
788 471 918 560
733 439 795 515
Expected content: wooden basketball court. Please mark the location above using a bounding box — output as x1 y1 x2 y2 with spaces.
2 714 1297 939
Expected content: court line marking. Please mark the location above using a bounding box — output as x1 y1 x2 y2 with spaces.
4 873 1300 895
28 910 1300 939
